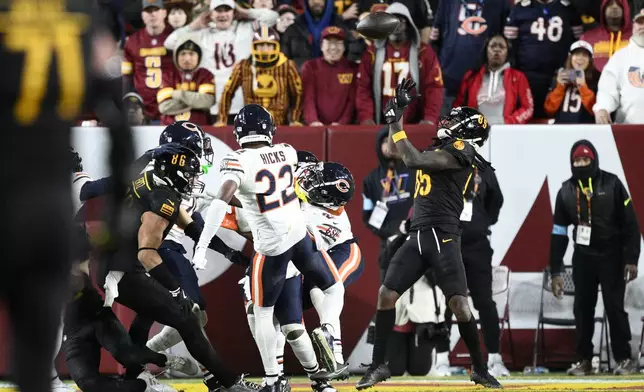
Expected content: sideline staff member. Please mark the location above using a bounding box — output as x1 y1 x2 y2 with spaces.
550 140 640 376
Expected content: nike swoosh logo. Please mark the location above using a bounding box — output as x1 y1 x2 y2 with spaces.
166 199 175 206
442 238 453 243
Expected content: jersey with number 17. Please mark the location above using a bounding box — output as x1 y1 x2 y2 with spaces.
219 143 306 256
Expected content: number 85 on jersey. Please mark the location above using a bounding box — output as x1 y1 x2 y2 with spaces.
415 170 431 198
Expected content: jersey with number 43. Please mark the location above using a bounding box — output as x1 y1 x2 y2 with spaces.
504 0 582 75
220 143 306 256
411 140 477 234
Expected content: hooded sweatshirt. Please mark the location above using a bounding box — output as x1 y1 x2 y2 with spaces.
593 37 644 124
549 140 640 273
157 34 215 125
580 0 632 71
356 2 443 124
362 127 416 244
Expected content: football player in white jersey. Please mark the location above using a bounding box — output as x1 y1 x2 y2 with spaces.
193 104 345 392
295 159 364 376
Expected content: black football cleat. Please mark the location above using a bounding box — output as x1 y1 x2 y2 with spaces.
311 325 336 372
355 364 391 390
258 376 290 392
311 380 337 392
471 368 503 389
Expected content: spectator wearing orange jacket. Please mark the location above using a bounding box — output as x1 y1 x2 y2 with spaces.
453 35 534 125
544 41 600 124
302 26 358 125
581 0 632 72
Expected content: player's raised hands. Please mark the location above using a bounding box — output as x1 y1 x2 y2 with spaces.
394 78 419 109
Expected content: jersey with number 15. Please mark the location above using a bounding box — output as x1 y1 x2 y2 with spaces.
219 143 306 256
122 25 174 120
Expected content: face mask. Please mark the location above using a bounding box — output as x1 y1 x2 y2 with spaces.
571 159 598 179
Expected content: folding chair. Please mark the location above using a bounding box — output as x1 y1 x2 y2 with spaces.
532 267 611 371
451 265 516 366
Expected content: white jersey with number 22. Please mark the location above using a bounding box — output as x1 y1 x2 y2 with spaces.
219 143 306 256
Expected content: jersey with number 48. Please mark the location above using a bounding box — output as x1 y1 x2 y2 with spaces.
220 143 306 256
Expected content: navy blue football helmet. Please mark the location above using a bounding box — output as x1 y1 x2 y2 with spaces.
297 162 355 208
153 144 203 195
233 104 276 146
159 121 214 165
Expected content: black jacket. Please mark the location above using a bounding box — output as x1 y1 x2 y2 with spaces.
281 9 364 69
550 140 641 273
362 127 415 245
461 166 504 244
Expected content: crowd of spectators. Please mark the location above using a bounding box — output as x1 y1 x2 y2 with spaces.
105 0 644 128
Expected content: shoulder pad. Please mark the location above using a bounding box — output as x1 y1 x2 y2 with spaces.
148 187 181 220
442 140 476 166
561 0 571 6
520 0 530 7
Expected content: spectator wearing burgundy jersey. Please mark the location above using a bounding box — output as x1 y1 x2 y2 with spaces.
122 0 174 122
302 26 358 125
453 34 534 125
544 40 600 123
356 2 443 125
581 0 632 71
157 35 215 125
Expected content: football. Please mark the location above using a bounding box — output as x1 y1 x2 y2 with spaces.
356 11 401 40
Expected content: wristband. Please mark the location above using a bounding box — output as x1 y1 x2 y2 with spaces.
138 247 157 253
392 130 407 143
184 221 203 242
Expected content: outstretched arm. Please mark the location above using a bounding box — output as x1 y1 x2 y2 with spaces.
384 79 462 171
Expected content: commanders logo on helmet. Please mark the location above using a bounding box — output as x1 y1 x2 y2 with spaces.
437 106 490 147
252 26 281 65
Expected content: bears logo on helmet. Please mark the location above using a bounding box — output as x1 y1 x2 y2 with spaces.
159 121 214 166
297 162 355 208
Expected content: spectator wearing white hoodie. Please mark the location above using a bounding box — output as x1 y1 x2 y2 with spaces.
165 0 278 123
594 9 644 124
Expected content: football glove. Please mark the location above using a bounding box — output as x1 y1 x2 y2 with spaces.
383 78 420 124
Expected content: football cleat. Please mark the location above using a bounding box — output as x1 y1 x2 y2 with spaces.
471 368 503 389
355 364 391 390
311 380 337 392
137 370 178 392
311 325 338 372
164 354 200 377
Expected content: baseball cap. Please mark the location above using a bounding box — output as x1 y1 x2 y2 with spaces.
321 26 346 41
210 0 236 11
570 40 593 56
633 8 644 22
142 0 163 10
572 144 595 160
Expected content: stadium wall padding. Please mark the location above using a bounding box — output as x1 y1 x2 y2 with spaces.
1 125 643 376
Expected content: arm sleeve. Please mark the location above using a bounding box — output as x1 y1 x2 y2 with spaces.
355 48 376 123
218 62 243 124
246 8 280 28
569 7 584 40
543 84 566 117
593 59 620 113
219 154 245 187
483 170 504 225
577 83 596 115
121 39 134 93
179 91 216 110
301 60 320 124
504 7 519 61
164 25 192 50
287 60 304 123
615 180 641 265
338 71 357 124
429 0 444 48
506 71 534 124
421 48 444 123
549 189 571 275
80 177 113 201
